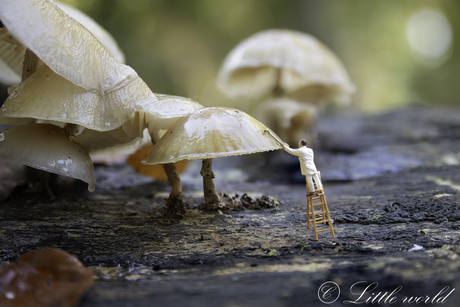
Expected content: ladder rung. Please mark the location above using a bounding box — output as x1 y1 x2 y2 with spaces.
312 217 326 222
317 228 332 233
312 203 324 207
311 210 326 215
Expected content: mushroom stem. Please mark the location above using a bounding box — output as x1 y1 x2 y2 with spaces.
25 167 53 198
272 68 283 97
150 133 186 217
162 163 186 216
63 123 79 136
200 159 220 210
21 48 38 81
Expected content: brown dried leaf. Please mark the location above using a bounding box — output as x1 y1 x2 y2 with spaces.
0 248 93 307
127 145 189 179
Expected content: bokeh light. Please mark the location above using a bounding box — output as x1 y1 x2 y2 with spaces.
406 8 453 67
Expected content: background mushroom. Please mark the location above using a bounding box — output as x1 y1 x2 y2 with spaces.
216 29 355 146
143 107 282 210
255 97 319 146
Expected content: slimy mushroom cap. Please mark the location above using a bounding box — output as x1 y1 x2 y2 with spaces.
0 0 134 94
0 123 95 191
0 0 125 86
0 65 155 131
143 107 283 164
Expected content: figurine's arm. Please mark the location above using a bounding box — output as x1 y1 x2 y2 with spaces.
265 130 288 147
282 145 300 156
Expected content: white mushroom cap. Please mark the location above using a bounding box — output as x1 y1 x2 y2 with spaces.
74 94 203 153
0 123 95 191
0 65 155 131
55 2 125 64
143 107 283 165
0 0 134 94
145 94 204 139
217 29 355 104
0 1 125 86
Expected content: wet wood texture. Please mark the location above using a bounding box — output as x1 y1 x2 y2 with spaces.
1 106 460 306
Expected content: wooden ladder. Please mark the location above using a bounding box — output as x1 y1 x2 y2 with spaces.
306 174 335 240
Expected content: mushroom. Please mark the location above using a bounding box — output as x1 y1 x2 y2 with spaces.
0 0 125 86
0 0 208 210
0 0 156 194
217 29 355 146
0 64 155 131
0 123 95 192
143 107 282 210
74 94 203 216
0 0 132 94
0 0 156 131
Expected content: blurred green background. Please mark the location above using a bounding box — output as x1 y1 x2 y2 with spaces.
61 0 460 112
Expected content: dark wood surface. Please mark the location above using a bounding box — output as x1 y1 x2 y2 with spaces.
1 106 460 307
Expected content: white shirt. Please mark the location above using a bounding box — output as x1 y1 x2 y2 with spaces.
283 146 318 175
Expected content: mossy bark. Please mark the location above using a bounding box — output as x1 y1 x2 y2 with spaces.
200 159 220 210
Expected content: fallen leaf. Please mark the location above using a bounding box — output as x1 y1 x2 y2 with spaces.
0 248 93 307
127 145 189 179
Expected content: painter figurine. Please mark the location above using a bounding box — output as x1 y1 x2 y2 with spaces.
266 131 322 196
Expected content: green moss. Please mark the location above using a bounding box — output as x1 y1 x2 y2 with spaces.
267 249 278 257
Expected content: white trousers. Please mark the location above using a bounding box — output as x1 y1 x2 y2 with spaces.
306 172 322 192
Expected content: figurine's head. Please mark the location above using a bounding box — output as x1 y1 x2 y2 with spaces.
298 139 307 148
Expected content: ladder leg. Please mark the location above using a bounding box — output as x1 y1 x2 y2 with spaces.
320 197 326 224
322 195 335 237
312 205 319 240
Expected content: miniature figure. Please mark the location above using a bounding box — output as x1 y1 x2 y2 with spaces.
266 130 322 196
266 130 335 240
